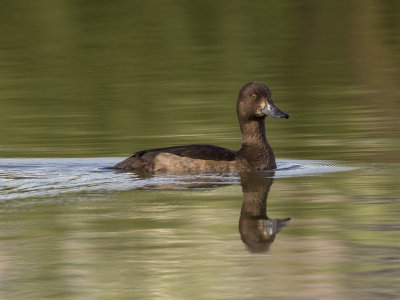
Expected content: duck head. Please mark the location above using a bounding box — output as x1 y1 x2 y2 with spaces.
236 81 289 120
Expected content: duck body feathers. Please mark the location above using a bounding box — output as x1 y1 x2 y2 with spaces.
113 144 238 174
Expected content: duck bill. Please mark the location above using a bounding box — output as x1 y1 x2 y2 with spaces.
262 101 289 119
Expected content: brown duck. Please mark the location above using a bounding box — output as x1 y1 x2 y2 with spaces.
113 82 289 174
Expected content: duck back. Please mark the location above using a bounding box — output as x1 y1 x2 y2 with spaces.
113 144 237 173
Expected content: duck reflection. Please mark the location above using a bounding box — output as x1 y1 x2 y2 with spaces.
239 172 290 253
120 169 290 253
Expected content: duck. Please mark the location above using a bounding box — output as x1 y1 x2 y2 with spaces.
113 81 289 174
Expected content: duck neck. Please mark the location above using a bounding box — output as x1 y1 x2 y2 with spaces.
240 118 268 146
238 118 276 169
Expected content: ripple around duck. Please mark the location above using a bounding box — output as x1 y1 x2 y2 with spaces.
0 158 356 201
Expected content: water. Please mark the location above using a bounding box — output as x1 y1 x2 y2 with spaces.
0 158 354 201
1 1 400 299
1 160 399 299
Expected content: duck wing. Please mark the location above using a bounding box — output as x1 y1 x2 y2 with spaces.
113 144 236 171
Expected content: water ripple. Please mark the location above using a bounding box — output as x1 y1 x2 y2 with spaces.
0 158 354 201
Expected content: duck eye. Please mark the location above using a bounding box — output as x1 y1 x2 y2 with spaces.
252 94 257 99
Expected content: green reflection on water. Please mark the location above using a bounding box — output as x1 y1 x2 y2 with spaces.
0 0 399 162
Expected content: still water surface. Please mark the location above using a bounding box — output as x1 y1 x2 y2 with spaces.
0 1 400 299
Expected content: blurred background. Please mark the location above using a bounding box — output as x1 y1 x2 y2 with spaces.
1 1 400 299
0 0 399 162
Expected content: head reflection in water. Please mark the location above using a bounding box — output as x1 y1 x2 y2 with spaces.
239 172 290 253
125 170 290 253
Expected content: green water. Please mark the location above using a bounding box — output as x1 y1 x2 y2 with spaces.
0 1 399 299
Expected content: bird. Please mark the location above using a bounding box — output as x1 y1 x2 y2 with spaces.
113 81 289 174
